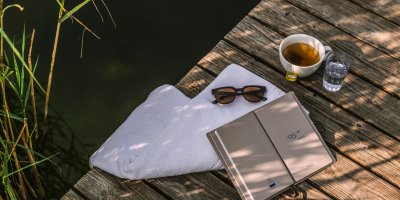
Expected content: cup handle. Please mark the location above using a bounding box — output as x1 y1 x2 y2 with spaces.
323 46 332 60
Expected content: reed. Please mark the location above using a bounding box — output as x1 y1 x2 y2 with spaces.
0 0 111 199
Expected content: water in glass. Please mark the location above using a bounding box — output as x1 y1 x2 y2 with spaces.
323 52 350 92
323 62 347 92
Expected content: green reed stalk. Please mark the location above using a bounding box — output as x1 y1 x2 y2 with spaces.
0 0 111 198
43 0 64 137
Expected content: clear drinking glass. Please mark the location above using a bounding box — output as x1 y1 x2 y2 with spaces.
323 51 351 92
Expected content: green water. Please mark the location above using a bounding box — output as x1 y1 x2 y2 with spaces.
8 0 259 197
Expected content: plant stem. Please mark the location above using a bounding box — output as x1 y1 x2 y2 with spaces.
27 29 38 141
43 0 64 136
0 0 3 66
23 124 44 198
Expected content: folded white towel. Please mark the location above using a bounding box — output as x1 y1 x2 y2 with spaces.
90 64 286 179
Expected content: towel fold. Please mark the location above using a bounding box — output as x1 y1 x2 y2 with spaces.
90 64 286 179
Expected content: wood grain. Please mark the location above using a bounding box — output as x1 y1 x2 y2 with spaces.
223 16 400 141
212 170 333 200
144 66 241 199
310 151 400 199
60 190 84 200
147 172 240 200
249 0 400 97
176 66 216 98
174 66 332 200
197 41 400 189
62 2 400 198
72 168 167 200
282 0 400 60
348 0 400 26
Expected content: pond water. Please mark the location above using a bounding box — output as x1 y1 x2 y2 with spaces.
8 0 259 198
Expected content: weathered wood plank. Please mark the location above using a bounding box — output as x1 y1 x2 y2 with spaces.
212 170 333 200
197 41 400 191
282 0 400 60
288 182 333 200
147 172 240 200
162 66 241 200
175 66 332 200
63 67 237 200
176 66 216 98
73 168 167 200
311 151 400 199
249 0 400 97
60 190 84 200
223 16 400 141
348 0 400 26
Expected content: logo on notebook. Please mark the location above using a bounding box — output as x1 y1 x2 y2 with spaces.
287 129 306 141
267 178 277 189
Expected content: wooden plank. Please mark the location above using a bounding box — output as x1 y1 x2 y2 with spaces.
129 67 241 200
348 0 400 26
60 190 85 200
200 40 400 187
174 66 332 200
212 170 333 200
248 0 400 97
282 0 400 60
176 66 216 98
72 168 167 200
311 152 400 199
65 68 229 200
197 41 400 195
289 182 333 200
223 16 400 141
147 172 240 200
146 66 329 200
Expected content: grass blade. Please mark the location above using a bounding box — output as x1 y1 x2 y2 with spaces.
0 140 17 199
21 25 25 59
24 78 31 109
3 154 57 179
3 49 9 65
21 26 26 97
0 4 23 17
0 28 46 93
60 0 91 23
55 0 100 39
0 109 24 122
4 76 19 96
12 49 21 94
1 139 56 161
33 56 39 73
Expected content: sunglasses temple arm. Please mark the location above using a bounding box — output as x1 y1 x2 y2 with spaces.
243 91 268 101
255 95 267 101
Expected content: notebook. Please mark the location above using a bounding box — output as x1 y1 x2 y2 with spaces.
207 92 335 200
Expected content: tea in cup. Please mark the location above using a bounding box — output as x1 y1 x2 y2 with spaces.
279 34 331 80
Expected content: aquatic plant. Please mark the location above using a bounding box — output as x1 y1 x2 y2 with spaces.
0 0 113 199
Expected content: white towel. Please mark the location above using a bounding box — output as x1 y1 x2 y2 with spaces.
90 64 286 179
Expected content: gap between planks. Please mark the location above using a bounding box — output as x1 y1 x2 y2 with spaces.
179 64 400 198
215 39 400 187
347 0 400 26
249 0 400 99
223 14 400 142
174 65 331 200
282 0 400 61
196 40 400 192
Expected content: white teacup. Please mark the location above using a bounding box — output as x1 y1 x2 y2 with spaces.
279 34 331 78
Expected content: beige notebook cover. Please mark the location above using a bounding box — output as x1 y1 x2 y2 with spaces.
207 92 335 200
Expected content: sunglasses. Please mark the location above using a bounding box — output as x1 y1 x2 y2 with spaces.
212 85 267 104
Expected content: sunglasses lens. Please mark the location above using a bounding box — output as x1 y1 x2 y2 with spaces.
243 86 265 102
214 88 236 104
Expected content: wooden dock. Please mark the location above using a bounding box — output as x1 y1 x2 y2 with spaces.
62 0 400 199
